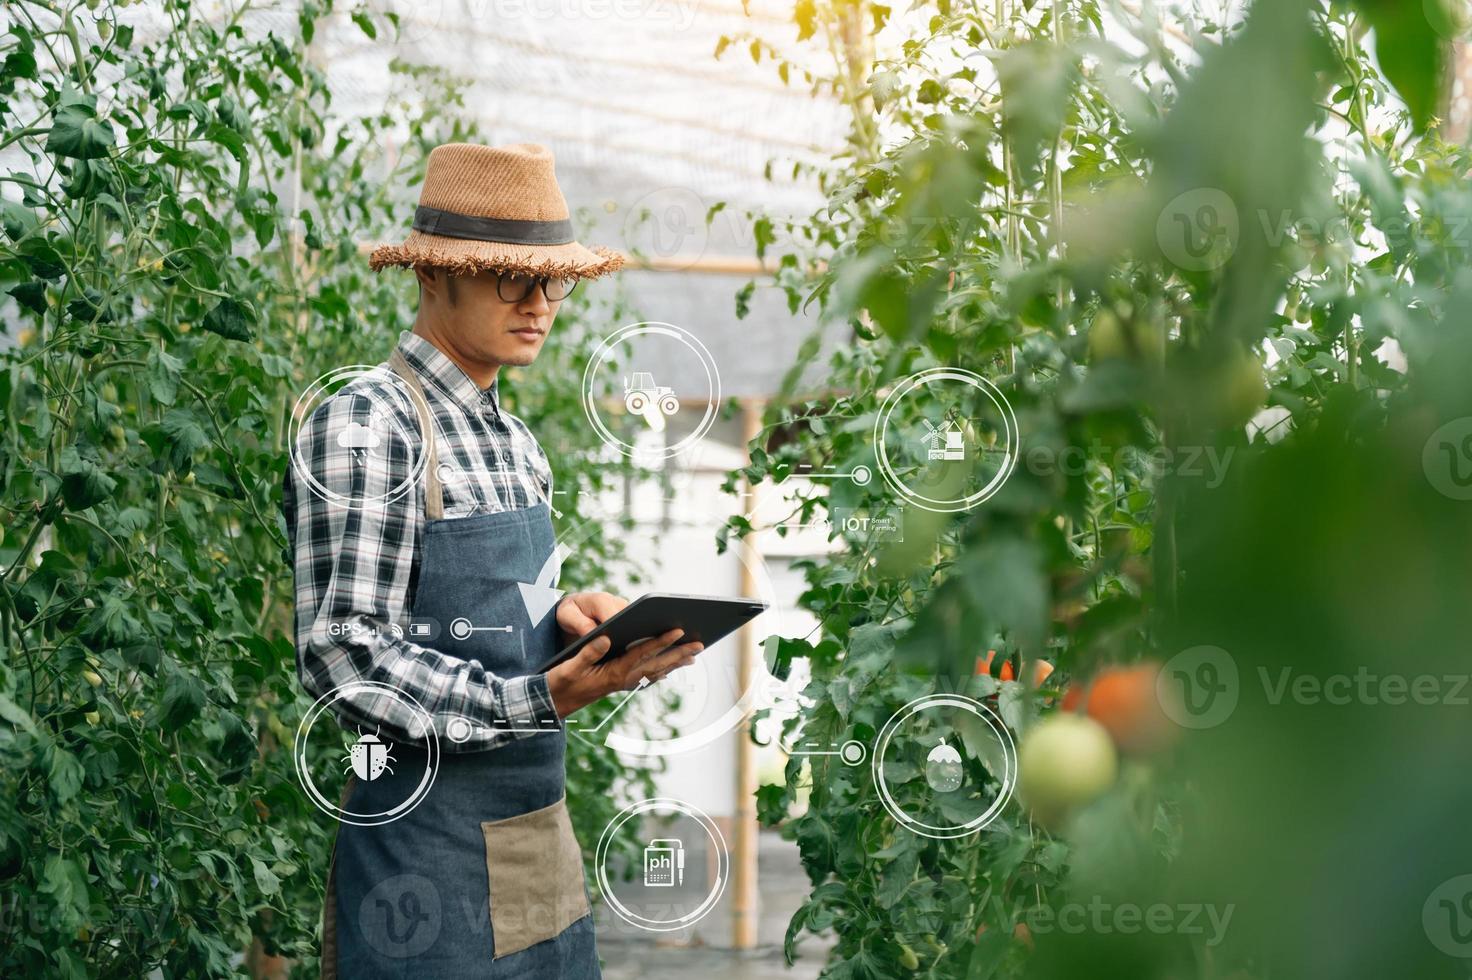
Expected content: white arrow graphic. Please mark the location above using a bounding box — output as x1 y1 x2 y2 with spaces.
519 544 569 628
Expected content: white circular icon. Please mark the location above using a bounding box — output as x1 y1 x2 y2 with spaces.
445 716 473 744
582 322 720 460
289 365 430 510
294 681 439 826
873 694 1016 839
595 798 729 932
874 368 1018 513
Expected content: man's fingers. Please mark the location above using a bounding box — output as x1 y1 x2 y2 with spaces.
649 655 698 683
575 635 611 665
637 642 703 680
587 592 627 622
558 603 599 637
627 629 686 663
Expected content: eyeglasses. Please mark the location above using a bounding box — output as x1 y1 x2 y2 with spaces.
495 272 578 304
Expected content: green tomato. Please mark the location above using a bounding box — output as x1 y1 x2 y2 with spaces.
1089 310 1165 365
1087 310 1127 360
1018 713 1119 826
1214 350 1267 427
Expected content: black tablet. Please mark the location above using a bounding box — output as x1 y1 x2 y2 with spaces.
539 593 768 672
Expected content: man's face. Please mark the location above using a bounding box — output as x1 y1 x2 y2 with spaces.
421 268 568 369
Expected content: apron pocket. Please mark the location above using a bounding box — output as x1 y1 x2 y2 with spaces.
481 795 591 959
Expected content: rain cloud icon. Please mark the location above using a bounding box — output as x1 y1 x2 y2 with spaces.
338 420 383 464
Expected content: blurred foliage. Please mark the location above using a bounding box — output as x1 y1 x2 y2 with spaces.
0 1 649 975
723 0 1472 978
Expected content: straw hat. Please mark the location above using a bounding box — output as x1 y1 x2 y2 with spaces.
368 142 625 280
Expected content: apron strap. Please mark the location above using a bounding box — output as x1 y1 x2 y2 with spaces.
387 348 445 521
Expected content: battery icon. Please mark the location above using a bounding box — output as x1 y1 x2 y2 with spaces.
643 838 684 887
409 622 432 638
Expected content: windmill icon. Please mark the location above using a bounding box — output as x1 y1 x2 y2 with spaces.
920 418 966 461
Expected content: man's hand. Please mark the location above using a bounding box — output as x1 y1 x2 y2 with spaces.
555 591 627 640
546 592 704 717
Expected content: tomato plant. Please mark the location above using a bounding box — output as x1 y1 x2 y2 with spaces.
726 1 1472 977
0 2 647 975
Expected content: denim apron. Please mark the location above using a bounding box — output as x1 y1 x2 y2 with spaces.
322 351 600 978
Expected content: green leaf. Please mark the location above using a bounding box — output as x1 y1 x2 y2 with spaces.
157 664 205 733
0 693 37 733
8 280 46 315
57 446 117 510
150 406 210 473
1350 0 1447 131
2 25 38 84
351 10 377 39
46 100 115 160
39 854 89 921
46 744 84 804
0 199 38 240
202 297 255 340
147 346 184 405
251 857 282 896
992 41 1077 182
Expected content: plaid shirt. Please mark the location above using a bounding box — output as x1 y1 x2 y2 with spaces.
283 330 560 751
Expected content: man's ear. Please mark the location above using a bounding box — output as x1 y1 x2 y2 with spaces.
413 265 438 298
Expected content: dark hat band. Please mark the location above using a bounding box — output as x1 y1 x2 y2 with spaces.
411 205 575 245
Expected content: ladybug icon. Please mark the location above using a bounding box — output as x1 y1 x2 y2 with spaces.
345 728 397 782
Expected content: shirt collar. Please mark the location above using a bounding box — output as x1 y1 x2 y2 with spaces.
395 330 500 415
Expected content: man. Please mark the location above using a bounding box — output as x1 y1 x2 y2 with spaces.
283 142 704 978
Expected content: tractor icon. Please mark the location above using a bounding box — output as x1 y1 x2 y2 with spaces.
623 372 680 432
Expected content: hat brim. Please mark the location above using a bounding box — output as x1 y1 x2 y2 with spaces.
367 230 626 280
